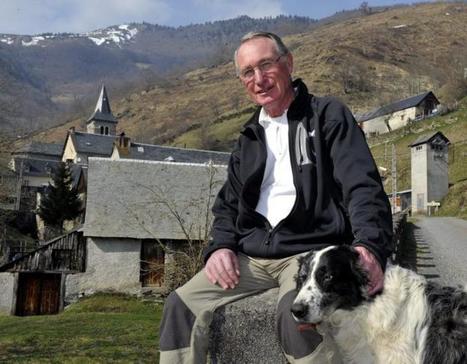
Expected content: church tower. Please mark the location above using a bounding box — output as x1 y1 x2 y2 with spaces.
86 85 118 135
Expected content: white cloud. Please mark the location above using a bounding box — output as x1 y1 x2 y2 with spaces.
192 0 284 21
0 0 173 35
0 0 285 35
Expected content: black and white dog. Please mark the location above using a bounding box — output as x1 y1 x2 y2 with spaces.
291 245 467 364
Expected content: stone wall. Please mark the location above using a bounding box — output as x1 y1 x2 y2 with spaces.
0 273 17 315
65 237 141 303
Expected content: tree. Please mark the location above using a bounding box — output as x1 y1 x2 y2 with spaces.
38 162 81 231
359 2 371 15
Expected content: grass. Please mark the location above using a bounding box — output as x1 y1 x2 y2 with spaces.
0 293 163 364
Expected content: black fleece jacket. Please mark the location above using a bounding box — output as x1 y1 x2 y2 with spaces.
203 79 393 269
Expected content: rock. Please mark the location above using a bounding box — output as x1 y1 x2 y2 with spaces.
209 288 287 363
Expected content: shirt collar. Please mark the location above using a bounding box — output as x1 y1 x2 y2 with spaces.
259 107 289 128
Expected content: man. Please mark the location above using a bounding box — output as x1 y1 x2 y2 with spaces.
159 31 393 363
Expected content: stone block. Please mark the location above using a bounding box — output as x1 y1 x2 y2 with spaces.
209 288 287 364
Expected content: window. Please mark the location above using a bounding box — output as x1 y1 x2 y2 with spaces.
105 126 109 135
100 126 104 135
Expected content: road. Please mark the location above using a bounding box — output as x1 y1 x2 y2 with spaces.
411 217 467 287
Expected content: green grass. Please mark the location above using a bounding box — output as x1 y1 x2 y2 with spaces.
0 293 163 364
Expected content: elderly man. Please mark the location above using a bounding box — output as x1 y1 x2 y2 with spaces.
159 31 393 363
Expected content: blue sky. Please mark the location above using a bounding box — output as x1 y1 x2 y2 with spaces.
0 0 436 35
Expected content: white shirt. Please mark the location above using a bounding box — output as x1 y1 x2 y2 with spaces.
255 108 297 227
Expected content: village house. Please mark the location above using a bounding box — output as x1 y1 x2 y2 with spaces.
357 91 440 136
0 83 231 315
0 157 228 315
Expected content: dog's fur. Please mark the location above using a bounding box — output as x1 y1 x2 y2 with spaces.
291 245 467 364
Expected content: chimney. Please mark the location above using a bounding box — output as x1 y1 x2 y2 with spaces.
115 132 130 156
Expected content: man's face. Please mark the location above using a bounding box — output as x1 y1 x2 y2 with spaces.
236 37 293 116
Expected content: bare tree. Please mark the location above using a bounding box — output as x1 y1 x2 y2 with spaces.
129 163 224 293
359 2 371 15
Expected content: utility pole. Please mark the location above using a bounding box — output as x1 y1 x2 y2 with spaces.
14 159 23 211
391 144 397 214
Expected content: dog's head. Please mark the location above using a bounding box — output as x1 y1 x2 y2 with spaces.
291 245 369 324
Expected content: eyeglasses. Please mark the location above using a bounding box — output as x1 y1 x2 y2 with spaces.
238 55 285 82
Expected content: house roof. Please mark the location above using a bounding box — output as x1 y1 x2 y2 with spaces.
13 158 61 177
13 142 63 159
0 226 84 272
121 142 230 165
83 158 228 240
87 85 117 124
70 131 116 156
357 91 440 122
409 131 450 147
12 158 84 186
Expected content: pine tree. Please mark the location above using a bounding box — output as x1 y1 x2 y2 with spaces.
38 162 81 229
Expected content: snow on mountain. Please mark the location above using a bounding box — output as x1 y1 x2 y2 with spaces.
0 24 139 48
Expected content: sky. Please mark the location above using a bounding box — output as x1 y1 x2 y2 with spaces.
0 0 437 35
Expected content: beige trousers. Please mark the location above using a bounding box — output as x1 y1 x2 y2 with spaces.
159 252 342 364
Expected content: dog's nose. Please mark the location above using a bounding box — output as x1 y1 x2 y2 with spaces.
291 302 308 319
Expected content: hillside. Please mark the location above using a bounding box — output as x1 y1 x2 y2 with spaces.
0 15 318 136
368 96 467 218
30 2 467 151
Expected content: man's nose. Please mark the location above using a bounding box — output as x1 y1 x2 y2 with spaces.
253 67 265 83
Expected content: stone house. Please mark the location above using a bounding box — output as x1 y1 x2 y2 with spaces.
409 131 450 214
0 83 231 315
358 91 440 136
0 157 228 315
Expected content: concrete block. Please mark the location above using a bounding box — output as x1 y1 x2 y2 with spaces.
209 288 287 364
0 272 17 315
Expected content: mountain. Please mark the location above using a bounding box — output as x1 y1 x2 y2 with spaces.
0 15 318 137
30 2 466 151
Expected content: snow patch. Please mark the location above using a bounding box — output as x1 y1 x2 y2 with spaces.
0 37 14 45
86 25 138 47
22 36 45 46
393 24 407 29
89 37 106 46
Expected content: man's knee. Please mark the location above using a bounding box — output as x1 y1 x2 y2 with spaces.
159 291 196 351
276 290 323 359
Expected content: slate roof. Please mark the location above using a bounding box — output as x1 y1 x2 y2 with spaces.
122 142 230 165
409 131 450 147
14 142 63 160
87 85 117 124
13 158 84 187
357 91 440 122
71 131 116 156
13 158 61 177
84 158 228 240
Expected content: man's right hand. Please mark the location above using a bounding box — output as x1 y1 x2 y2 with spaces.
204 248 240 290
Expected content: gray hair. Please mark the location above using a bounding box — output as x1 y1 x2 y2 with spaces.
233 31 290 74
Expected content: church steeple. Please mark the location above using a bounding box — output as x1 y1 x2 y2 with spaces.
86 85 118 135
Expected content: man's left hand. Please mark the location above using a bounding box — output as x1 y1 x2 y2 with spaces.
354 246 384 296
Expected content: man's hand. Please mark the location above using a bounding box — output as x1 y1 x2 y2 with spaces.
354 246 384 296
204 248 240 290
